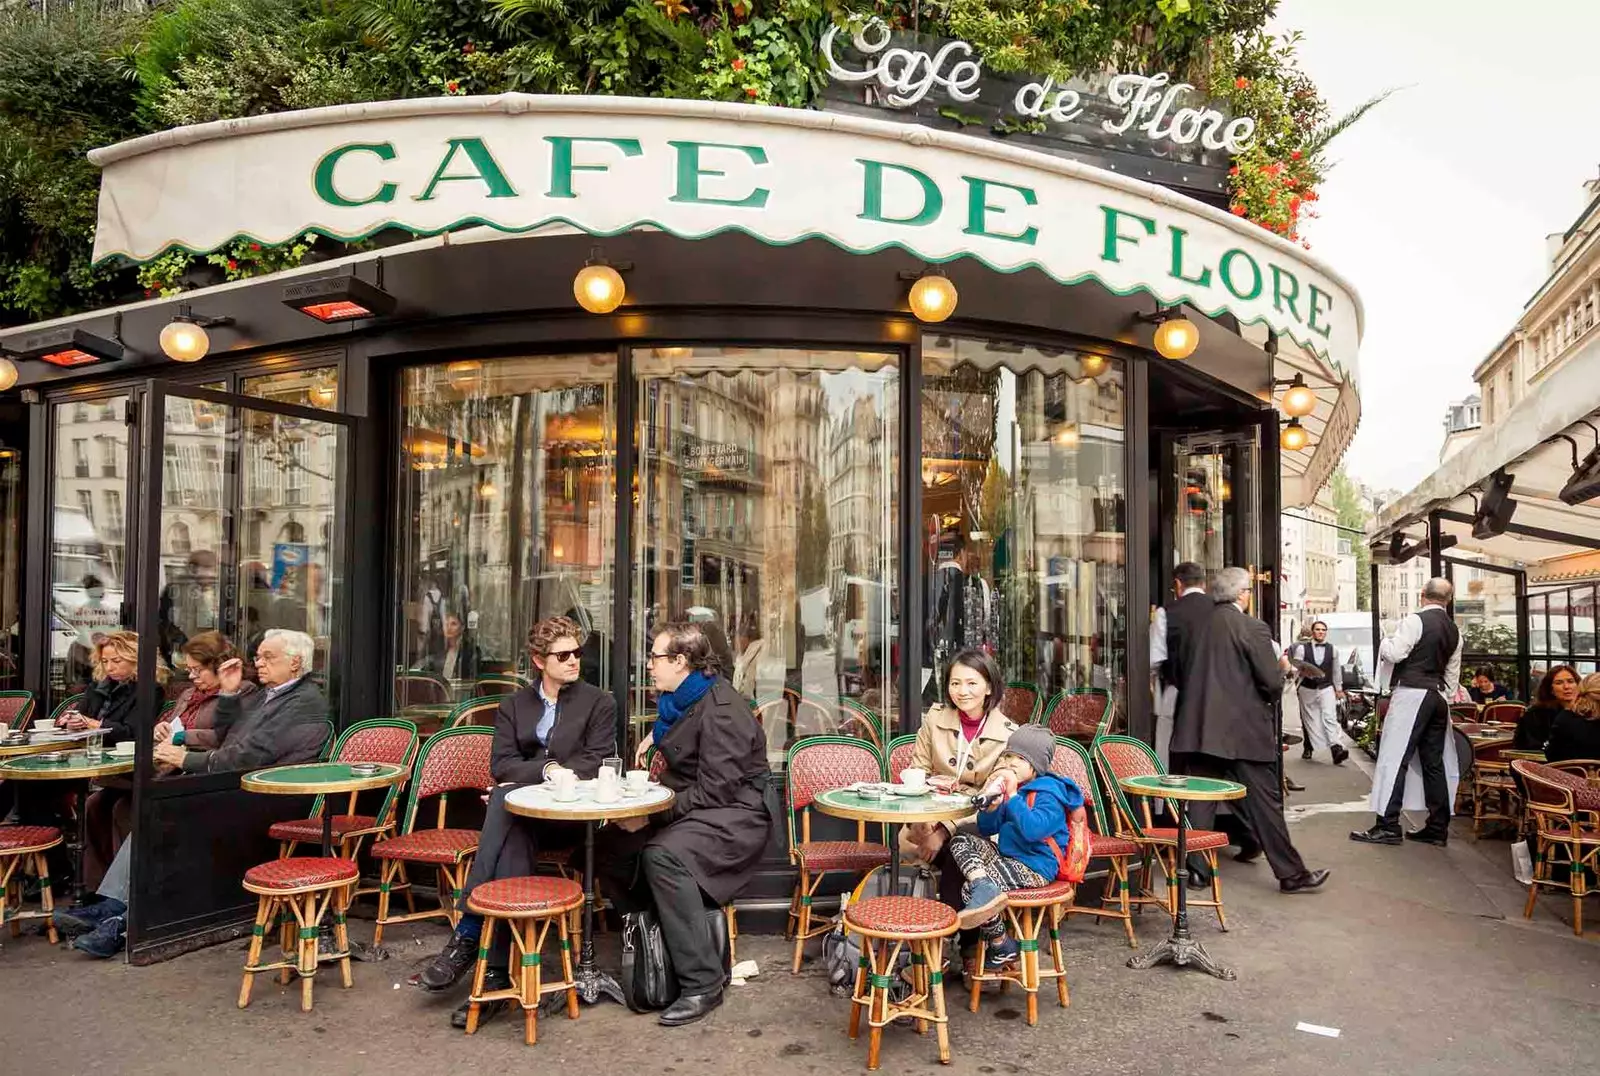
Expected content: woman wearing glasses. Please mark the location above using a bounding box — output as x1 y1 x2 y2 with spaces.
416 615 618 1030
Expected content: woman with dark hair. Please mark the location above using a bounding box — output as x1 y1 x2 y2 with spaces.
598 621 771 1027
1545 672 1600 763
1513 664 1579 752
904 647 1022 973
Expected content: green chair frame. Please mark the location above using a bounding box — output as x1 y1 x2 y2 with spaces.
884 733 918 784
1053 736 1145 946
47 693 84 723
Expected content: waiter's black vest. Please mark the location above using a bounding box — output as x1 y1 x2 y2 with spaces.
1392 606 1460 692
1162 590 1212 691
1295 641 1336 684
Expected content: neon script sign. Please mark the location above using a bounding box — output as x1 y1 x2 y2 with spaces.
822 19 1256 154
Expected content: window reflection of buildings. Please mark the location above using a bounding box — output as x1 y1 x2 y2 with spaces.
55 399 129 583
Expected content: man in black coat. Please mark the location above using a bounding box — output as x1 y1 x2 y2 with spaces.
1172 567 1329 894
419 616 617 1027
1151 560 1210 764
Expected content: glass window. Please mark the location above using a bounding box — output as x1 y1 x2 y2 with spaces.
155 394 227 681
394 355 616 731
51 396 130 706
0 436 20 690
242 366 339 410
921 336 1126 726
635 347 900 769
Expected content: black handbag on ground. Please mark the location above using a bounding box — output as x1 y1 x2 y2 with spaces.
619 907 732 1013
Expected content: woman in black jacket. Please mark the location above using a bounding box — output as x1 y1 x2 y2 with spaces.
598 620 771 1028
62 630 165 747
1545 672 1600 763
1514 665 1579 752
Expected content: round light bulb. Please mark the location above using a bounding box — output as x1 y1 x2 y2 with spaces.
1054 424 1081 448
446 360 482 393
160 320 210 363
1281 378 1317 418
1280 418 1311 452
1152 315 1199 360
908 272 957 323
574 264 625 314
1079 353 1107 379
0 356 16 392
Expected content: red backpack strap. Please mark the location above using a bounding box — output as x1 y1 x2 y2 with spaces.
1027 790 1073 880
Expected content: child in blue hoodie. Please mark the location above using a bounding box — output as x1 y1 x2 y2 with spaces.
949 725 1084 969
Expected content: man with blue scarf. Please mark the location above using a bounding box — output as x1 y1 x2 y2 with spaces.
599 621 772 1027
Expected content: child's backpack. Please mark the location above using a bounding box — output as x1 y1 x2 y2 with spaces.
820 864 938 996
1028 790 1091 884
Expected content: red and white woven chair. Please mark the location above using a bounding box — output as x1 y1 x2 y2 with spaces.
1053 736 1146 947
238 855 361 1012
462 876 585 1046
0 824 63 945
844 895 958 1070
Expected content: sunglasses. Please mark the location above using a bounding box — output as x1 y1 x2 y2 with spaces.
542 648 582 663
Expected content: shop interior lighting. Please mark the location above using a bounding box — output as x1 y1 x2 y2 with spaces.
1279 416 1310 452
902 268 958 323
1137 305 1200 360
1079 353 1107 379
0 355 16 391
282 274 397 323
20 325 125 368
574 248 630 314
160 304 233 363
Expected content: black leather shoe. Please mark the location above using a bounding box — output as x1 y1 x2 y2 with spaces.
449 970 511 1029
1331 745 1350 766
1301 742 1314 760
1186 866 1211 890
1349 825 1402 846
1279 868 1331 893
1285 777 1306 793
421 932 479 992
659 989 724 1027
1405 829 1448 847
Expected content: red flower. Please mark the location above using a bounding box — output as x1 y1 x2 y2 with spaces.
732 58 746 71
745 86 759 97
463 42 476 54
446 80 460 93
1230 204 1247 216
1290 149 1302 160
1235 77 1249 90
227 259 238 270
249 242 261 252
1288 196 1301 211
1228 165 1239 176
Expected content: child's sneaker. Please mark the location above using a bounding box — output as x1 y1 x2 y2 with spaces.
958 879 1009 929
983 936 1020 970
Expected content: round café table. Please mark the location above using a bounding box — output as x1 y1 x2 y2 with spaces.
241 763 408 858
1118 774 1247 982
504 780 675 1006
0 750 136 900
813 786 973 894
0 736 87 760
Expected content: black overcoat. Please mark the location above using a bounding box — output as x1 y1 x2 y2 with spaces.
1171 600 1282 763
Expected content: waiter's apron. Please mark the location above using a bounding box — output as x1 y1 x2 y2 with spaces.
1368 685 1460 813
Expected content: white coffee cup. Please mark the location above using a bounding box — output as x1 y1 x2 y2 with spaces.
550 767 578 802
626 769 650 794
111 741 136 757
900 767 928 791
595 768 620 804
33 719 56 732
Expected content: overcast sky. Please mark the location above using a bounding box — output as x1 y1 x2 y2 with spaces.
1274 0 1600 495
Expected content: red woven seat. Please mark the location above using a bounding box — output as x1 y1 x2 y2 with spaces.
797 840 892 872
0 825 63 852
371 827 480 864
467 876 584 916
244 856 360 891
1006 879 1076 904
267 815 381 842
1138 828 1229 851
1088 833 1142 857
844 895 957 936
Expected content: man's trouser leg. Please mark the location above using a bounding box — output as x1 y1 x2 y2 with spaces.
641 844 725 996
1228 759 1308 881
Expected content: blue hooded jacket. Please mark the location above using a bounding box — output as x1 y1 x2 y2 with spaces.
975 771 1085 881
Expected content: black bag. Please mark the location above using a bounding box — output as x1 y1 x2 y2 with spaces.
620 907 732 1013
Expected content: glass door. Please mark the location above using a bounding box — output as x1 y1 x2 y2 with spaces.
1162 430 1263 609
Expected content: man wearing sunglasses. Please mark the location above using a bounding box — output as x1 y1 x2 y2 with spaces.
418 615 617 1028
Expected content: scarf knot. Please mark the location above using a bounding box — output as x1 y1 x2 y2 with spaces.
654 670 715 744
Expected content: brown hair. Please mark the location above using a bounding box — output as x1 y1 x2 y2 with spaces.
653 621 723 675
1573 673 1600 721
94 630 170 685
181 630 238 671
527 615 584 656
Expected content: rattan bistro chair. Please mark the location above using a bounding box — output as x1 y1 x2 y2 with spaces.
0 690 34 732
1516 759 1600 935
1039 689 1112 741
449 695 509 728
1469 736 1520 837
1000 681 1041 726
885 734 918 784
786 736 891 973
1094 735 1231 929
1053 736 1144 947
370 726 493 946
269 719 420 868
1482 701 1527 726
0 824 63 944
844 896 958 1070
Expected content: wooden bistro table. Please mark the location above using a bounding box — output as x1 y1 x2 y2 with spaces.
1118 774 1247 982
813 787 973 894
0 749 136 900
504 780 676 1006
241 763 409 858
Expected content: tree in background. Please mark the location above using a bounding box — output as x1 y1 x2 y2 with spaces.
1330 467 1371 610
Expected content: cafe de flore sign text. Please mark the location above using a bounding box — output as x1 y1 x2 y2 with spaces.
88 96 1358 365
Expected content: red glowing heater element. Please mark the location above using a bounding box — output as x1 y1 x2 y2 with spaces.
40 349 101 367
18 327 124 367
283 275 395 322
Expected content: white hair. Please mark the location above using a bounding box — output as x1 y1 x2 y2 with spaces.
262 628 315 674
1210 566 1252 603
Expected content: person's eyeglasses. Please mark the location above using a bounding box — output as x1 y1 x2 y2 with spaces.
646 652 673 665
544 648 582 663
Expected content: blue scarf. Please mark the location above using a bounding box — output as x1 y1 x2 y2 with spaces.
654 670 715 744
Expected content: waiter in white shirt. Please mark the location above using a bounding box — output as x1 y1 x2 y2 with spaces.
1351 577 1463 847
1290 621 1349 766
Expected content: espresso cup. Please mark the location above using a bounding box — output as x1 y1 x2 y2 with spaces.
595 768 620 804
626 769 650 793
550 768 578 801
901 767 928 791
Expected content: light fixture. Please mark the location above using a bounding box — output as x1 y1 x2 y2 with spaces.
1280 417 1310 452
308 375 337 408
478 477 498 499
159 304 233 363
1272 373 1317 418
0 356 15 391
282 274 396 322
1079 353 1107 379
446 360 483 393
1054 423 1081 448
1550 422 1600 505
19 326 125 367
573 248 629 314
903 268 958 323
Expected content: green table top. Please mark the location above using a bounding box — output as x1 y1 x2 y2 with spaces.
1119 775 1246 801
813 786 974 824
0 750 135 780
241 762 407 795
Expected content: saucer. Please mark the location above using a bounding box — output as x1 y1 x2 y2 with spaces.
888 784 930 797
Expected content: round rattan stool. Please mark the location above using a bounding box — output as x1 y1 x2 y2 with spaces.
239 856 360 1012
464 876 585 1046
966 879 1075 1025
842 896 959 1070
0 825 64 945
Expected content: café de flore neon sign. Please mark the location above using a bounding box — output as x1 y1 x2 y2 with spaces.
88 95 1359 368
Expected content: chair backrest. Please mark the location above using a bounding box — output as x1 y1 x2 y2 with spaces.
395 673 451 707
885 733 918 783
1471 736 1514 764
313 718 420 821
1050 736 1111 834
474 676 524 696
1515 759 1586 818
792 695 839 739
1000 681 1040 725
785 736 884 850
1040 689 1112 739
0 690 35 731
837 698 883 750
1482 701 1525 725
398 726 494 832
752 694 789 731
448 694 508 728
1449 702 1480 722
1092 734 1170 838
48 692 85 724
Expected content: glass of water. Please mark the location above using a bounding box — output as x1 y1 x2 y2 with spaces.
85 726 105 758
602 755 624 780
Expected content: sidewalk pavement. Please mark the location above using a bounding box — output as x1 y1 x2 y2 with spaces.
4 750 1598 1076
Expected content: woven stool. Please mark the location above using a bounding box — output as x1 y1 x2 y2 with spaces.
967 880 1075 1025
0 825 63 944
843 896 958 1070
238 856 360 1012
464 876 585 1046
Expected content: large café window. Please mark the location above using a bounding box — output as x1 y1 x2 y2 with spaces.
634 347 900 768
394 355 616 730
920 336 1127 735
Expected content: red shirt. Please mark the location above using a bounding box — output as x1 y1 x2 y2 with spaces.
958 709 985 742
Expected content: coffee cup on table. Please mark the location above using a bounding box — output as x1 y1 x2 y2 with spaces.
626 769 650 794
595 768 621 804
900 767 928 792
549 767 578 802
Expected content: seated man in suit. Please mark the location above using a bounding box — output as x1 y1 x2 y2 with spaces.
417 615 617 1028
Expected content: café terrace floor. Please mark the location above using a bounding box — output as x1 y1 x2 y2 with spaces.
6 747 1600 1076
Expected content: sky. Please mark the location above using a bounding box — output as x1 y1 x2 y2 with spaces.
1273 0 1600 495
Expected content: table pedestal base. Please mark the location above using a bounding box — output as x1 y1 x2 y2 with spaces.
1126 930 1235 980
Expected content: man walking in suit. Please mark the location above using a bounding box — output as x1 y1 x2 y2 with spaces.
1150 561 1210 767
1172 567 1330 894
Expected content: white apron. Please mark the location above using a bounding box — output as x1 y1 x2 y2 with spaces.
1368 686 1460 813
